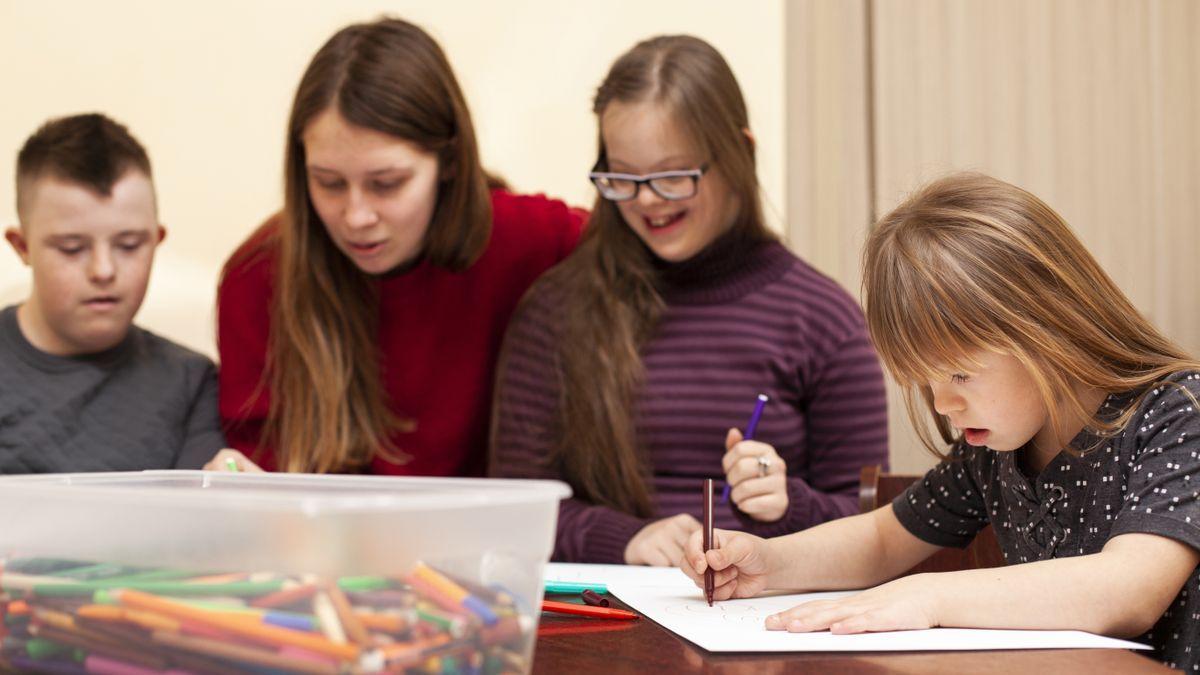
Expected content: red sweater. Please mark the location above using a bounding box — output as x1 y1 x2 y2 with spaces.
217 189 584 476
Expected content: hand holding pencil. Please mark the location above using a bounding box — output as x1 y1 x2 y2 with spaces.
719 394 789 523
679 527 774 603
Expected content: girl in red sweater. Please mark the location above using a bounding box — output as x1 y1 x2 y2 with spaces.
211 18 582 475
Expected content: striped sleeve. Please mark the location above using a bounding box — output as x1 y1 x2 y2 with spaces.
735 272 889 536
489 281 648 563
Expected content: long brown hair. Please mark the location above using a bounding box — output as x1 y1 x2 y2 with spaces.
233 17 492 473
531 36 775 516
863 173 1200 458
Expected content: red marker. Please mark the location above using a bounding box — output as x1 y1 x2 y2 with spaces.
541 600 639 620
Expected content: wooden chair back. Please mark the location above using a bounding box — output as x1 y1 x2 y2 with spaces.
860 465 1005 575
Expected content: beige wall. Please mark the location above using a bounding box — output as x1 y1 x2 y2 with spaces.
5 1 1197 475
0 0 786 357
788 0 1200 473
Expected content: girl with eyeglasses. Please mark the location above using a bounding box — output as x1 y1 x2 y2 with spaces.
490 35 888 564
210 18 584 475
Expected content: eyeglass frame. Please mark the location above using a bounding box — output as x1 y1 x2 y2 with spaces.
588 163 709 202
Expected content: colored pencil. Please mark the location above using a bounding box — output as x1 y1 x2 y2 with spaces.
323 582 371 646
32 580 285 598
113 589 361 661
703 478 715 606
722 393 769 503
408 564 498 625
150 629 339 675
248 582 317 609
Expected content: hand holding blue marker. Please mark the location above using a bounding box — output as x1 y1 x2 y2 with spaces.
721 393 768 504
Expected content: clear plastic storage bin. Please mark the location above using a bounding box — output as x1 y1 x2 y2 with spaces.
0 471 569 674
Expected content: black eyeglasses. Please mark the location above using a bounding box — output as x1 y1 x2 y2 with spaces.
588 164 708 202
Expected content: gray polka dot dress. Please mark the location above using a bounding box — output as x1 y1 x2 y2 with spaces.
893 371 1200 670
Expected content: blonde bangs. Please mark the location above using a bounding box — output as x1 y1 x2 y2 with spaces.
865 172 1200 460
865 221 1013 389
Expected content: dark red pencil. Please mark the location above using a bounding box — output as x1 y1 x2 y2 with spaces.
703 478 714 606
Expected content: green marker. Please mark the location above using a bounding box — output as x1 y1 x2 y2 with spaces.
33 579 286 598
225 457 240 472
25 638 69 660
337 575 392 593
543 580 608 594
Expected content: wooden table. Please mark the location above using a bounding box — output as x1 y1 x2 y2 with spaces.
532 600 1170 674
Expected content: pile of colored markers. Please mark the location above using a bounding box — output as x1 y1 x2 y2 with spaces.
0 558 531 674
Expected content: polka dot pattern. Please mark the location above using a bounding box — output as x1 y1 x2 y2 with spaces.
893 371 1200 669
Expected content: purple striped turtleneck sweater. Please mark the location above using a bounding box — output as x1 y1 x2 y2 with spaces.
490 234 889 563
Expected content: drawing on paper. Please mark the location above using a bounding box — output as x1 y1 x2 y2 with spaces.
662 602 765 625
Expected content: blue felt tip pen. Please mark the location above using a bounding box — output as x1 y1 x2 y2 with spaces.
722 394 768 504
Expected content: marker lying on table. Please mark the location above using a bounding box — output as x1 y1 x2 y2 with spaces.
541 600 638 620
721 393 768 504
580 589 609 607
543 581 608 594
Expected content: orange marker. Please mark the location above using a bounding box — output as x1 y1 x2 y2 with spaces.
114 589 361 661
250 582 318 609
355 610 409 634
324 582 371 646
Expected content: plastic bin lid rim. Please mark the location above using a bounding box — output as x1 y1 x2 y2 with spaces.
0 471 573 513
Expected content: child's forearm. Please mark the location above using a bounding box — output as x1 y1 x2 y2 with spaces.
929 533 1198 637
927 557 1136 635
766 507 939 591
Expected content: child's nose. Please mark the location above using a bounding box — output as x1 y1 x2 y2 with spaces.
635 182 666 209
930 384 965 415
88 247 116 284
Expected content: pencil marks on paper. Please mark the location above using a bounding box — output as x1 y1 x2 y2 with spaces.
662 601 764 625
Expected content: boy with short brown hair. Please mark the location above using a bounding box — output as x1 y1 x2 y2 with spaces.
2 113 225 472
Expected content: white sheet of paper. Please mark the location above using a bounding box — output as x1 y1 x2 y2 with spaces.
606 582 1150 653
543 562 694 589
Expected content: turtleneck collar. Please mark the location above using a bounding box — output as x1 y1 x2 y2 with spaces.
651 227 795 305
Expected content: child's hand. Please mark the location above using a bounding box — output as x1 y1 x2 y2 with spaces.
624 513 701 566
203 448 266 473
764 573 939 633
722 428 788 521
679 528 773 601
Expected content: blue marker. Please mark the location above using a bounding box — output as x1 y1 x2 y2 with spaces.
722 394 768 504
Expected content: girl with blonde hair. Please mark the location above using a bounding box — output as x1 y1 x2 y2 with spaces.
681 173 1200 669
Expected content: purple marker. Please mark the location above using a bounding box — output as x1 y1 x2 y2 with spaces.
722 394 769 504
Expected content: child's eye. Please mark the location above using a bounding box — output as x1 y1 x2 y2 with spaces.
117 241 144 252
57 246 84 255
950 373 971 384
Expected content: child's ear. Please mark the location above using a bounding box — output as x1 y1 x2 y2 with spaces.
742 127 756 151
4 226 30 265
156 225 167 245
